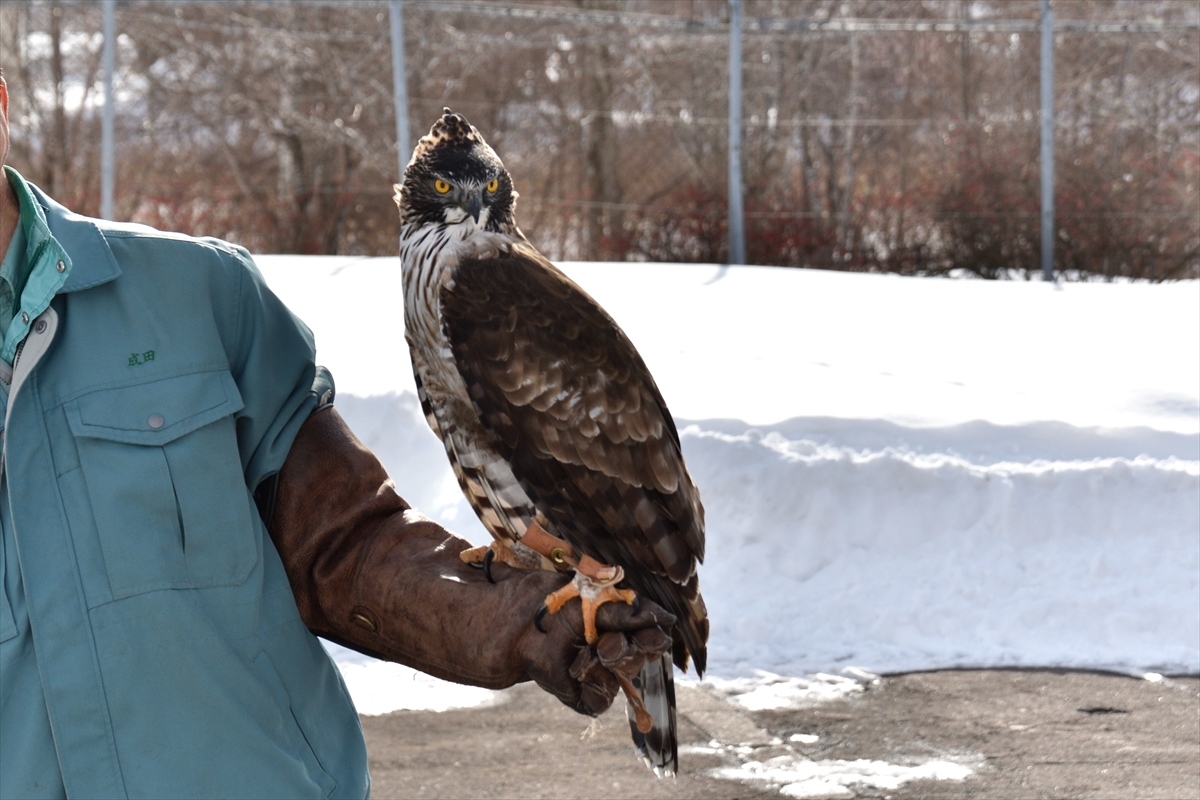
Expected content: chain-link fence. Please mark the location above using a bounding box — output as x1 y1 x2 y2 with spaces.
4 0 1197 278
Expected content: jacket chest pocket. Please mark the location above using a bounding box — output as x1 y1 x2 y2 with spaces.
67 371 257 599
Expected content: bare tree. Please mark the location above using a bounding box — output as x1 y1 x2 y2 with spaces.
3 0 1194 277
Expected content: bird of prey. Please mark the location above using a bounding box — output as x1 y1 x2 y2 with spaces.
394 109 707 775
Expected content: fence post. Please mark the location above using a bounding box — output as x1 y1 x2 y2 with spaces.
1040 0 1055 281
727 0 746 265
101 0 115 220
389 0 411 181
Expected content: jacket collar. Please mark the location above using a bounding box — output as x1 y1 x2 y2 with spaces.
27 182 122 294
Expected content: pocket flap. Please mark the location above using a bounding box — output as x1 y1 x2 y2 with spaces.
70 370 245 445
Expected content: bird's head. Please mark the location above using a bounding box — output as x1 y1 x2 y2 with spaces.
394 108 517 232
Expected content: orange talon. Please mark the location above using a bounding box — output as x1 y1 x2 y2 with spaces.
539 566 636 644
459 545 491 565
459 539 532 572
578 580 637 644
542 578 582 615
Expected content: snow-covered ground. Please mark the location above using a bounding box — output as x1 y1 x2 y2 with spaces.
256 257 1199 717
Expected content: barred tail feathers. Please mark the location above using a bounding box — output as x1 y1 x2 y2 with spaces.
628 653 678 777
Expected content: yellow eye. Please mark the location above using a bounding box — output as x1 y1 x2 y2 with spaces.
486 178 499 193
434 179 451 194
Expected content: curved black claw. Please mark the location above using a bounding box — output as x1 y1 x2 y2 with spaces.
482 548 497 584
631 594 641 615
534 603 549 634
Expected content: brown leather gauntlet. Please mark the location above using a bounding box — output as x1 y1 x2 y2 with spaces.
268 405 675 715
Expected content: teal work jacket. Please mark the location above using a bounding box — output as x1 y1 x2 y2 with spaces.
0 184 369 799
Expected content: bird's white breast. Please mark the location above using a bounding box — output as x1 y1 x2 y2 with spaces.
399 220 539 541
399 220 513 384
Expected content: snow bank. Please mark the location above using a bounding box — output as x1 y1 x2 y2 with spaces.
331 397 1199 679
256 257 1199 709
681 417 1198 676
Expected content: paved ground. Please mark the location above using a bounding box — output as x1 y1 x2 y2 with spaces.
361 669 1199 800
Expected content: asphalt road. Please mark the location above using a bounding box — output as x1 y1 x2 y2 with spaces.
361 669 1199 800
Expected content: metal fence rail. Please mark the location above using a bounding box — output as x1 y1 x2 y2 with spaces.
10 0 1197 279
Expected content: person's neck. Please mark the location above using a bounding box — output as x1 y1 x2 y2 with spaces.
0 173 19 259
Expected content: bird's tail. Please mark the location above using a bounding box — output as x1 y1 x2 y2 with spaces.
628 653 678 777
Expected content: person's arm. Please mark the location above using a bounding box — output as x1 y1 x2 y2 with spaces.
266 403 674 715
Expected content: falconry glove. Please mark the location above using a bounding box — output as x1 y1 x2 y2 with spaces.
266 404 676 716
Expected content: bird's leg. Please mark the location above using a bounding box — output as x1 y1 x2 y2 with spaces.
522 517 638 643
517 516 576 571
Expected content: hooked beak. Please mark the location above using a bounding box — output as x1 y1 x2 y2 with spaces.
463 193 482 223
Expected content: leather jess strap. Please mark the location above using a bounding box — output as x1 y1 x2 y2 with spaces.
517 518 620 584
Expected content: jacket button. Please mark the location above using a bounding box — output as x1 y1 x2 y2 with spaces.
56 260 66 272
20 312 29 324
34 319 47 334
147 413 165 429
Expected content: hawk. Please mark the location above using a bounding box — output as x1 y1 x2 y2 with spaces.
394 109 707 775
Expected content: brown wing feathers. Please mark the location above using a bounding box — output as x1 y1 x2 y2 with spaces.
441 245 708 674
